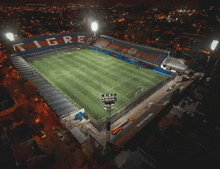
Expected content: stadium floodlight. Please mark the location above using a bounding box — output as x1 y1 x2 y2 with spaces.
101 93 117 153
211 40 219 51
91 22 98 32
5 32 15 41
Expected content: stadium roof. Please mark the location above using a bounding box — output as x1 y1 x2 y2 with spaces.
163 56 193 74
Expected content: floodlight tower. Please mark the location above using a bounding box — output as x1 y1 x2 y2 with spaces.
210 40 218 51
101 93 117 153
210 40 219 76
5 32 15 41
91 21 98 37
204 39 219 77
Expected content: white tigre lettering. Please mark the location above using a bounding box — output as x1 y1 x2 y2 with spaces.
12 35 87 52
63 36 72 43
13 43 25 51
46 38 58 46
78 36 85 43
33 40 41 48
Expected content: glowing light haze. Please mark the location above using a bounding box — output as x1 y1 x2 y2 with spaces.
91 22 98 32
211 40 218 51
5 32 15 41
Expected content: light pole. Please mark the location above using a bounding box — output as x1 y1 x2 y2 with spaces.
101 93 117 153
210 40 220 76
91 21 98 37
204 40 219 76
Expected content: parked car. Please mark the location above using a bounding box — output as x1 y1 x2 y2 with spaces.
41 131 46 139
52 126 59 134
148 102 154 107
166 84 175 92
57 132 65 141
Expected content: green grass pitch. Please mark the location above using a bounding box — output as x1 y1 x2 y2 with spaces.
29 49 167 122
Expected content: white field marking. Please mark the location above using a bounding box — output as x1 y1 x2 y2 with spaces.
86 89 103 101
97 94 102 99
77 63 100 74
135 88 144 97
53 53 64 64
124 86 143 100
42 59 51 67
80 49 113 62
33 61 79 107
76 50 105 73
90 66 100 74
77 65 85 72
134 73 156 85
103 77 136 94
111 80 127 89
99 78 140 119
123 95 130 101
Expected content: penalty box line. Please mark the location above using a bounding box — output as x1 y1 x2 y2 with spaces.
123 86 144 102
102 77 136 95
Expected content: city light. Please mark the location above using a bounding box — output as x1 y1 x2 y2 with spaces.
5 32 15 41
211 40 219 51
91 22 98 32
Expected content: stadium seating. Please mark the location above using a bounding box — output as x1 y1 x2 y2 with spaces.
11 32 92 56
9 55 79 118
93 35 169 67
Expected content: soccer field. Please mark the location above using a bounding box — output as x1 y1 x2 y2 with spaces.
29 49 167 122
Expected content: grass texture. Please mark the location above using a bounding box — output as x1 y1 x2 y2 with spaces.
29 49 167 121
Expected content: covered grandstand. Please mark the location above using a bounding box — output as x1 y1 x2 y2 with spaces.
10 55 79 118
92 35 170 67
10 32 92 56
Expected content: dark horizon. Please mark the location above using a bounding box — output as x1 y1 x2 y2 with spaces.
0 0 218 4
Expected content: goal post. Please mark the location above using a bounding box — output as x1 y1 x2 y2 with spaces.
135 88 144 97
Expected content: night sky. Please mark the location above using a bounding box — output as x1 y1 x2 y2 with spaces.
0 0 216 4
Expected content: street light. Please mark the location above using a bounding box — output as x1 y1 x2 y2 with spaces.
5 32 15 41
101 93 117 153
211 40 219 51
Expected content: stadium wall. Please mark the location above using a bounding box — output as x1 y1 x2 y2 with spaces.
9 32 92 56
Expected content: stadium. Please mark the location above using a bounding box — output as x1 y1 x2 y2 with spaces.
8 31 183 147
